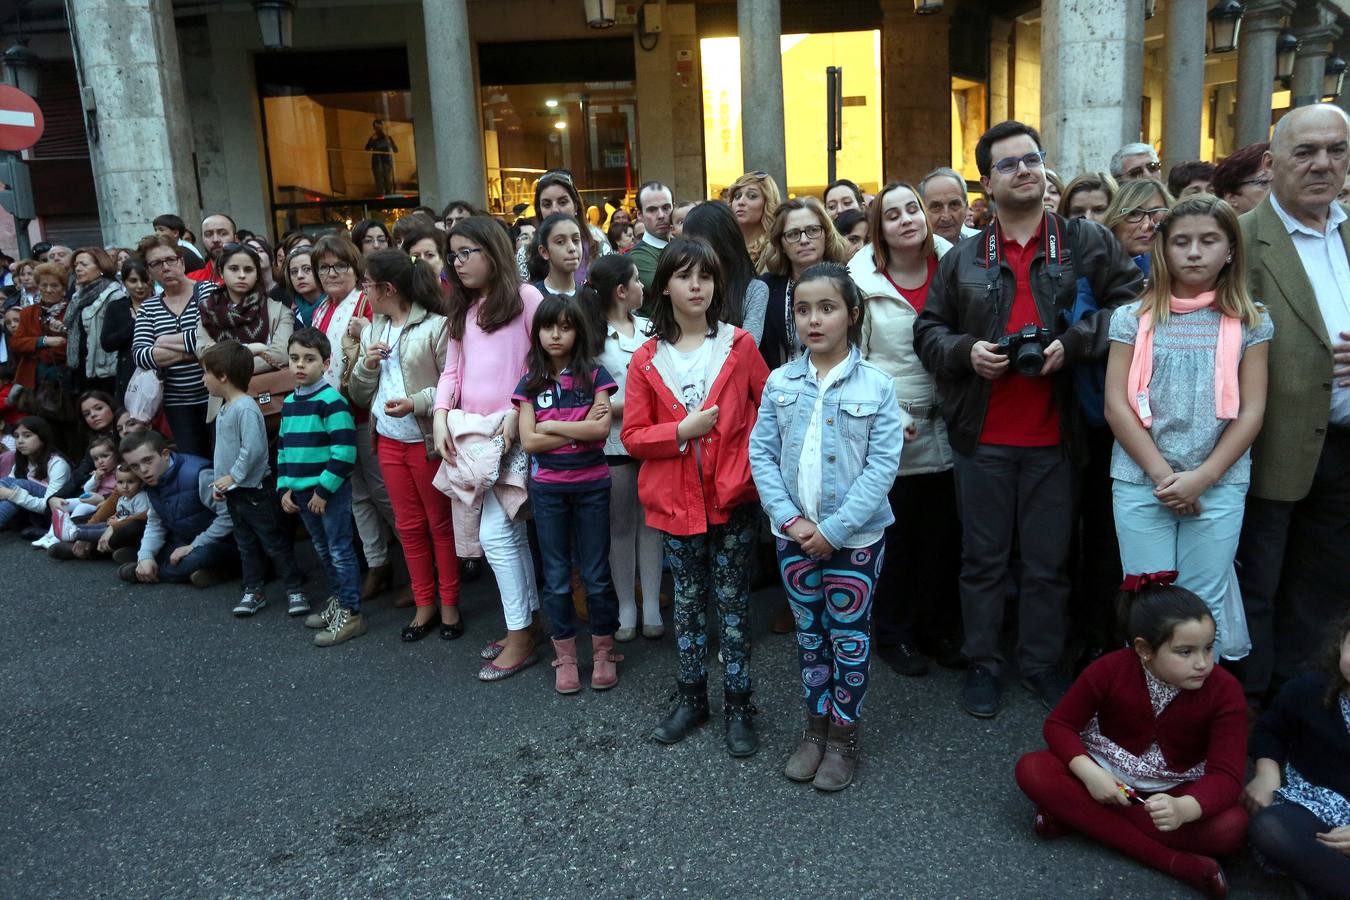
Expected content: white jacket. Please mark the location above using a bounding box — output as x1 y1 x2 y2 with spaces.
849 238 954 475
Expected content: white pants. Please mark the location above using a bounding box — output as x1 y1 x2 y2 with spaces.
608 462 664 628
351 420 396 567
481 489 539 630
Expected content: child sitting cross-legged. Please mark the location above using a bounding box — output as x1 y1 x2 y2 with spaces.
49 463 149 560
39 433 118 550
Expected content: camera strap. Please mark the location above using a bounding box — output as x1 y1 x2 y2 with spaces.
981 211 1064 276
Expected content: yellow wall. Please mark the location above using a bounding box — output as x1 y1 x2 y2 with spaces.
701 31 883 198
1012 19 1041 131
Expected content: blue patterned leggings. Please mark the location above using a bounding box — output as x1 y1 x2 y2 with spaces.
777 536 885 724
662 504 758 692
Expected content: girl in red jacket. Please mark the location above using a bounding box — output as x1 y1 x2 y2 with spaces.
1015 575 1248 897
620 237 769 757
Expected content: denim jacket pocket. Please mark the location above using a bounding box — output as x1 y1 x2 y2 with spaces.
839 400 880 443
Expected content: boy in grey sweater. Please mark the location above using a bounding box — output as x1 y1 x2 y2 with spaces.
202 341 308 618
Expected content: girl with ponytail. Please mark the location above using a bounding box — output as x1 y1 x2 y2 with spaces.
347 249 461 643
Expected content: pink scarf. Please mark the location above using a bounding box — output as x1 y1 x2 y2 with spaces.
1127 291 1241 428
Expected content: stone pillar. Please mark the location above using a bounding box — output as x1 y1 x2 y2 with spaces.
737 0 787 193
1236 1 1295 146
879 1 951 183
1291 3 1341 109
66 0 198 248
1041 0 1144 181
1162 0 1207 170
989 17 1013 124
424 0 486 206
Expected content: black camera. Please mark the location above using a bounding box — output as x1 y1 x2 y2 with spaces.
996 324 1053 376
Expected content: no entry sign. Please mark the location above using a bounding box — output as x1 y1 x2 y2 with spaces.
0 85 44 152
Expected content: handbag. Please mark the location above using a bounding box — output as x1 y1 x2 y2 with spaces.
124 367 164 422
248 367 294 431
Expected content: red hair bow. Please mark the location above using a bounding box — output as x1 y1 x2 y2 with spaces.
1119 570 1179 593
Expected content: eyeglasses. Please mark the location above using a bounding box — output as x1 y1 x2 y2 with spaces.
146 256 183 271
1125 161 1164 179
783 225 825 243
1239 176 1271 189
317 262 351 276
1122 206 1170 225
991 151 1047 175
451 247 483 265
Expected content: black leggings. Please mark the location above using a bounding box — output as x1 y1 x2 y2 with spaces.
1249 802 1350 899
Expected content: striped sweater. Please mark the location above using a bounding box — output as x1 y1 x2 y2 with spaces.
131 283 212 407
276 380 357 498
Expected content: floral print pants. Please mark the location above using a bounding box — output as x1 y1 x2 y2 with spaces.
662 504 758 692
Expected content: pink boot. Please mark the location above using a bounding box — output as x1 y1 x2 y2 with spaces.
551 638 581 694
591 634 623 690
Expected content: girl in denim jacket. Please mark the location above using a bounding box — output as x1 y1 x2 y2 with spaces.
749 262 904 791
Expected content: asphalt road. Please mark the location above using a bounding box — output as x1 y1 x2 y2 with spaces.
0 538 1292 899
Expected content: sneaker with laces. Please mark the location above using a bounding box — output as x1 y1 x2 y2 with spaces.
314 607 366 647
305 596 339 629
286 592 310 616
233 592 267 617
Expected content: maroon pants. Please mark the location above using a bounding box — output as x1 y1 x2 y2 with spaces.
1015 750 1248 884
377 436 459 608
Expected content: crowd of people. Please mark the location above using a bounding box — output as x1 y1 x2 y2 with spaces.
2 101 1349 897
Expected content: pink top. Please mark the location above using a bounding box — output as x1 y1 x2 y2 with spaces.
435 284 543 416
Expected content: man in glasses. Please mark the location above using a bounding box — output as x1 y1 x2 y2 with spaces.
187 213 237 285
1109 142 1162 183
914 120 1144 721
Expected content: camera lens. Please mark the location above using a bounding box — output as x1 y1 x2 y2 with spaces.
1013 342 1044 376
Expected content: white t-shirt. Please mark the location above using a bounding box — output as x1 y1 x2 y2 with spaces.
670 338 711 412
372 322 425 443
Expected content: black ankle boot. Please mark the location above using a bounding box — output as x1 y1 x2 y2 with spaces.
724 689 759 757
651 679 709 744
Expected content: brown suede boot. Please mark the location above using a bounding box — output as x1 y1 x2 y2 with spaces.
783 714 830 782
551 638 581 694
812 720 859 792
360 564 392 601
590 634 623 690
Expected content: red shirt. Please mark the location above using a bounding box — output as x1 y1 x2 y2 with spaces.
187 260 220 284
978 228 1060 447
886 255 938 314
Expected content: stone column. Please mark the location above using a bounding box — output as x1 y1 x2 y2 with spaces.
879 0 951 183
1236 1 1295 146
989 17 1013 124
66 0 198 248
1041 0 1145 181
1162 0 1207 170
1291 3 1342 108
737 0 787 193
424 0 486 206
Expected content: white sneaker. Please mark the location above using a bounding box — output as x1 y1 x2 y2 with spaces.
32 532 60 549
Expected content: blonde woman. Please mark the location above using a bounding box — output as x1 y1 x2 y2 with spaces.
1103 178 1175 283
727 171 782 270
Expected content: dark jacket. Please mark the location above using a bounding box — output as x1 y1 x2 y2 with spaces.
100 295 137 400
912 213 1143 464
146 453 214 546
1249 671 1350 800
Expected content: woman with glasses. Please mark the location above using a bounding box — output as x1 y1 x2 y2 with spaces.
1104 180 1175 286
756 197 848 369
1211 142 1272 215
309 234 403 604
1059 172 1118 223
727 171 782 270
131 237 213 457
515 170 611 284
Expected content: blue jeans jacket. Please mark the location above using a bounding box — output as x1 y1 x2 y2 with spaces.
749 347 904 550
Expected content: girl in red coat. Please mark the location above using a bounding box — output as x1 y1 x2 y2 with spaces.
620 237 769 757
1015 574 1248 896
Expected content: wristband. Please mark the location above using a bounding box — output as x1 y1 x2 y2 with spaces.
782 516 801 532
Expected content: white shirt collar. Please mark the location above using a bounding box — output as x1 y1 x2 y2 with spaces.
1269 192 1347 239
641 231 669 250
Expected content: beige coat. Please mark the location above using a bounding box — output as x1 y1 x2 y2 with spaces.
347 303 449 442
194 296 293 373
1240 197 1346 502
850 236 954 475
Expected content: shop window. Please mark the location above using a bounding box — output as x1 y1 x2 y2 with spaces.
700 31 883 200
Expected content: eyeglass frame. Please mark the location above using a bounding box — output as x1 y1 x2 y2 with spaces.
450 247 484 265
782 225 825 243
317 262 352 276
145 254 185 271
1122 206 1170 225
1124 160 1164 179
990 150 1047 175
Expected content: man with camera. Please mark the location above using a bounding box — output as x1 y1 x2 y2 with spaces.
914 120 1144 720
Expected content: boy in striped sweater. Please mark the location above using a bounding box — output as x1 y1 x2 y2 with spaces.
277 328 364 646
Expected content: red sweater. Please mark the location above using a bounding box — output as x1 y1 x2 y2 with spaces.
620 326 768 536
1044 648 1247 816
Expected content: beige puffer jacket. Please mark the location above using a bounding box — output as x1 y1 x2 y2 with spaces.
849 237 954 475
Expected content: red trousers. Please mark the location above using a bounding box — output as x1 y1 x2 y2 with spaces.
377 436 459 607
1015 750 1248 884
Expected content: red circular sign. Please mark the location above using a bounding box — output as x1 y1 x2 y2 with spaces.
0 85 44 152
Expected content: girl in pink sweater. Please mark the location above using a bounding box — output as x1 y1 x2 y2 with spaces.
433 216 545 681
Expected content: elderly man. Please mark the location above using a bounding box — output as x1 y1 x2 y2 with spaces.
1109 142 1162 182
1236 103 1350 709
626 180 673 300
918 167 981 246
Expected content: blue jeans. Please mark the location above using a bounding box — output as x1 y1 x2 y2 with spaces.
531 483 618 640
1112 479 1248 657
155 539 239 583
295 480 361 612
0 477 45 529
